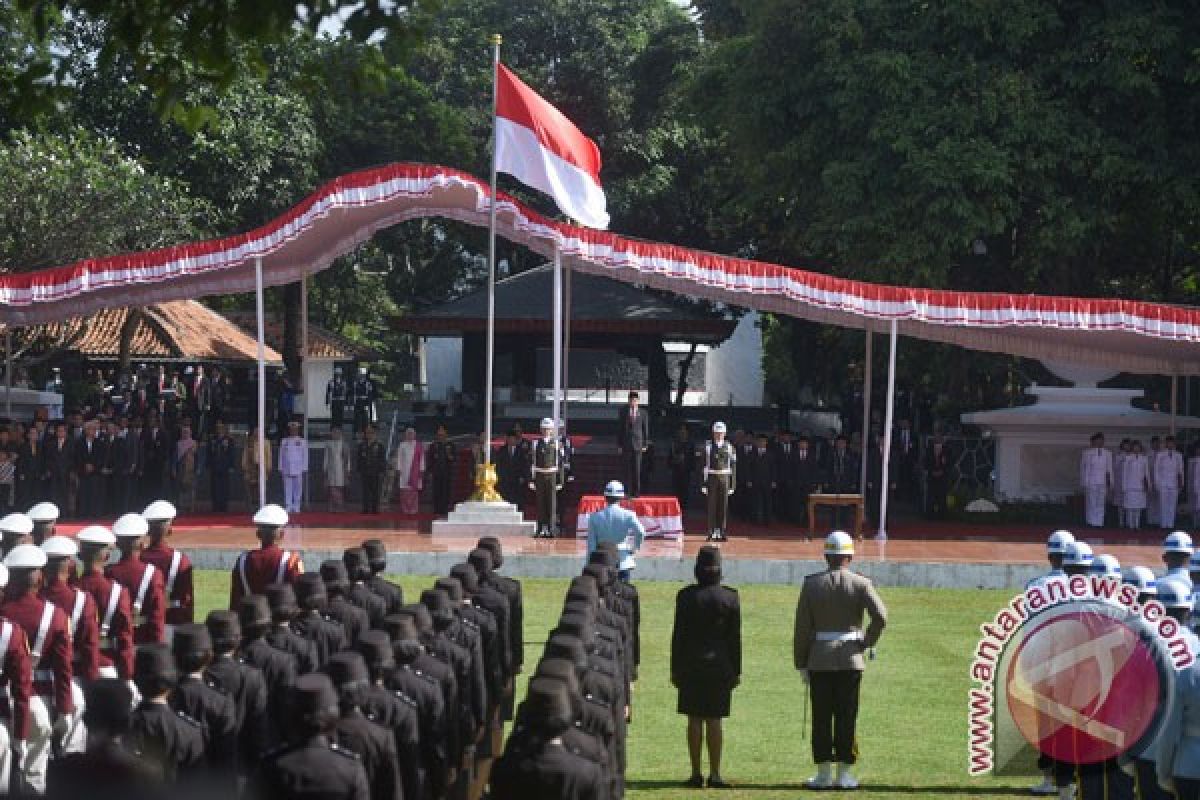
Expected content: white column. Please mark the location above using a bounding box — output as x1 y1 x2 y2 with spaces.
1171 373 1178 435
255 257 268 508
562 261 572 430
859 329 873 499
552 241 563 426
4 329 11 417
300 273 309 506
877 319 899 543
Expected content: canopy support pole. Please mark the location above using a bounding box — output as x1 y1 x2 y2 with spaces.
301 273 309 506
483 35 501 470
4 329 11 417
255 257 267 508
877 320 899 552
1171 373 1178 435
859 330 873 502
562 256 572 432
552 241 563 427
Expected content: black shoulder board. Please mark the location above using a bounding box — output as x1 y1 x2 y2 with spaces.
393 691 417 708
175 710 204 728
329 742 361 760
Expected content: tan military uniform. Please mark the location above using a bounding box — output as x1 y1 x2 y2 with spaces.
793 566 887 766
531 438 563 536
703 440 737 538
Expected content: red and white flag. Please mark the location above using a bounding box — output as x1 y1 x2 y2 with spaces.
495 63 609 229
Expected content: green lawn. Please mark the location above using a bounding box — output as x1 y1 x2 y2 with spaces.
194 571 1031 799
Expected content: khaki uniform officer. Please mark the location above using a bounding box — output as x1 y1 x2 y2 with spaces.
701 422 736 543
793 531 887 790
529 418 564 539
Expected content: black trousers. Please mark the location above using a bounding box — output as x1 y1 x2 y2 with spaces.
623 449 642 497
1177 778 1200 800
671 470 690 511
1078 760 1134 800
432 472 452 515
809 670 861 765
362 474 382 513
210 470 230 512
1135 759 1174 800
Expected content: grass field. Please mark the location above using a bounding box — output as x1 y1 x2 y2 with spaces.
192 570 1031 799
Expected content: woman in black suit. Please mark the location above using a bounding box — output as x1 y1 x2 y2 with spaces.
670 545 742 789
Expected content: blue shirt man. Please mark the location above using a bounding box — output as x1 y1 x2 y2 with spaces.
587 480 645 580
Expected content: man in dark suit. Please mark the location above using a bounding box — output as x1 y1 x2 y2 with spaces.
141 415 170 505
494 429 528 507
617 391 649 497
745 433 776 525
790 435 822 525
892 418 918 507
42 422 74 515
773 430 796 522
823 434 860 529
74 420 108 518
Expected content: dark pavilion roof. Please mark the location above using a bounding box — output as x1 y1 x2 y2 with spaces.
394 264 736 344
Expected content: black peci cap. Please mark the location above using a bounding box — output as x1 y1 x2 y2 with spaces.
238 595 272 629
171 624 212 658
294 573 328 606
362 539 387 565
357 630 395 669
523 678 573 736
434 577 463 604
320 560 350 590
476 536 504 567
696 545 722 568
265 583 300 617
449 563 479 594
466 548 494 575
326 651 370 688
135 643 177 683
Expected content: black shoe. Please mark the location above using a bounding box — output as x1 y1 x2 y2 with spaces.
708 776 732 789
685 775 704 788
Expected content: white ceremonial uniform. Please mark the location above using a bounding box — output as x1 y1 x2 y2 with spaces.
1080 446 1114 527
586 503 646 573
1157 630 1200 793
1154 449 1185 529
279 436 309 513
1113 451 1128 511
1165 567 1194 593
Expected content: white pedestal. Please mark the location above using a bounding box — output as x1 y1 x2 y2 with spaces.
431 500 536 537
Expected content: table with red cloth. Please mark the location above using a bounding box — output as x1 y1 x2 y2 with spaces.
574 495 683 540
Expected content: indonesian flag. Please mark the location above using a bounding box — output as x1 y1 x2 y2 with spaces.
495 63 609 229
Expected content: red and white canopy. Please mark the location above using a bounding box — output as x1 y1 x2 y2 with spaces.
1 162 1197 375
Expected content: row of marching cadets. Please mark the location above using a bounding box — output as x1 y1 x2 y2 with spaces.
1024 528 1200 800
488 540 641 800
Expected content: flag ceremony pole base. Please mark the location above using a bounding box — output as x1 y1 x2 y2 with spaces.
432 462 537 537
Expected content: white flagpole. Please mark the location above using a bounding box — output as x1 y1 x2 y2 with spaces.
255 257 268 508
859 329 873 503
4 329 11 417
562 259 572 431
484 34 502 468
300 273 309 506
552 241 563 427
877 319 899 549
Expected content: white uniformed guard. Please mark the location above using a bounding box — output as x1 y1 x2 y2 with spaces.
142 500 177 523
253 503 289 529
279 421 308 514
0 513 34 556
1153 438 1185 529
1156 580 1200 797
1164 531 1195 591
586 481 645 580
1080 434 1114 527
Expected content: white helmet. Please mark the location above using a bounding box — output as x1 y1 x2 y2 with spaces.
1089 553 1121 577
540 418 555 431
1158 579 1192 609
1164 531 1194 555
253 504 289 527
1124 566 1157 595
824 531 855 556
1046 529 1075 556
1062 541 1094 568
712 421 727 434
603 481 625 499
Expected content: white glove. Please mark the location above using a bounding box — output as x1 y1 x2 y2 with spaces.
798 668 809 685
700 486 707 494
728 489 735 496
527 482 535 490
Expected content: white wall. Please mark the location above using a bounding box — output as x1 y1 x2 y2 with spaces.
704 311 764 406
425 337 463 402
305 360 333 420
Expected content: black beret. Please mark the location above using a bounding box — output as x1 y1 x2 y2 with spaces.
238 595 271 629
357 630 395 669
171 624 212 658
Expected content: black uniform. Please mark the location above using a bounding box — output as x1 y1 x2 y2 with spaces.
206 653 272 770
352 376 377 434
789 443 822 523
744 444 776 525
823 445 861 528
367 575 405 616
357 440 388 514
326 376 349 428
361 685 422 800
347 582 389 630
129 701 207 785
490 739 606 800
493 442 527 507
241 637 299 742
207 434 236 513
670 582 742 718
327 597 371 647
251 735 371 800
388 653 448 799
267 624 320 674
293 609 349 667
334 707 404 800
172 673 240 780
47 740 164 800
426 440 456 516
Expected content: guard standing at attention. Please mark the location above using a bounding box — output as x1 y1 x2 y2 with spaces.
0 562 33 791
586 481 645 581
229 504 303 608
701 422 737 543
75 526 135 681
141 500 195 632
427 424 458 517
530 419 565 539
107 513 166 646
356 425 388 515
326 366 348 428
352 367 378 435
793 531 887 791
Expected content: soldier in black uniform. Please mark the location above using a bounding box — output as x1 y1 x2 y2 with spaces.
399 604 462 784
129 644 207 787
237 595 298 744
47 679 163 800
204 611 271 775
325 651 404 800
355 632 422 800
343 548 388 629
493 430 527 508
590 545 640 679
385 616 449 799
745 432 777 525
469 544 522 707
264 583 319 673
446 566 503 716
362 539 404 614
352 367 377 435
426 425 457 517
489 679 607 800
326 367 348 429
529 418 564 538
250 674 370 800
671 546 741 789
421 588 484 778
356 424 387 514
207 422 236 513
668 424 696 512
293 573 350 666
170 624 239 785
319 561 370 645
